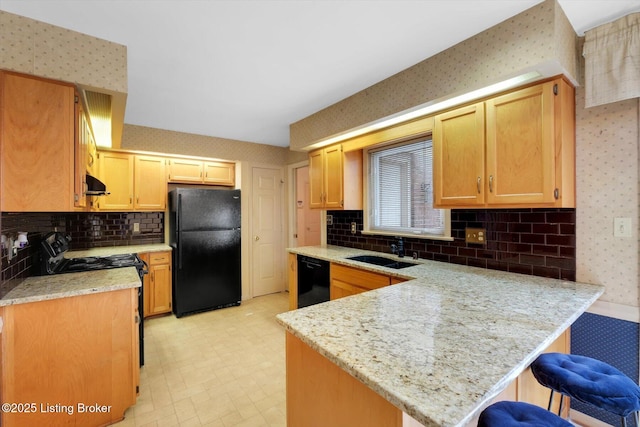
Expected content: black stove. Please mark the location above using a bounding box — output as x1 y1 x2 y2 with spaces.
39 232 147 366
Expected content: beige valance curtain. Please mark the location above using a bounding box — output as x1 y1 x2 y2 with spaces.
583 13 640 108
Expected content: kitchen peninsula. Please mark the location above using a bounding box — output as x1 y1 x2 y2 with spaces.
277 245 604 427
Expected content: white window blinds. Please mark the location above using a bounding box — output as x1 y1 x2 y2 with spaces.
369 138 445 236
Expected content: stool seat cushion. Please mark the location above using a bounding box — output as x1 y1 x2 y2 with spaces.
531 353 640 417
478 401 573 426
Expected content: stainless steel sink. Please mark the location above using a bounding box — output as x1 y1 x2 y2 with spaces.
346 255 417 269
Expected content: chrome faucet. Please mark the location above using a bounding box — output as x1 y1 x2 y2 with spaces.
390 237 405 258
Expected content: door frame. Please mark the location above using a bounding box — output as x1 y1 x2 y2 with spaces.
287 160 327 251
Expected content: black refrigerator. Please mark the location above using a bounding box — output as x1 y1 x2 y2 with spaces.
169 188 241 317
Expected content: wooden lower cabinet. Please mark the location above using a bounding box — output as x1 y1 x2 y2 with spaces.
288 253 298 310
330 263 406 300
141 251 172 318
286 329 570 427
286 254 409 308
286 333 403 427
0 288 139 427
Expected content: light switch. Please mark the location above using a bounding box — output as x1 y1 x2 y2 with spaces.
614 217 632 238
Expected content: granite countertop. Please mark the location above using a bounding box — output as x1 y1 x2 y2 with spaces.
0 268 141 307
277 245 604 427
0 244 170 307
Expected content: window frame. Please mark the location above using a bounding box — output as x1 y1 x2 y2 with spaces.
362 135 452 241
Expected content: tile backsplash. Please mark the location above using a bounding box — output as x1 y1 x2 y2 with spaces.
327 208 576 281
0 211 164 285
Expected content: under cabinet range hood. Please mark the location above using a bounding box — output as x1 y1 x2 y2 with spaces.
85 174 110 196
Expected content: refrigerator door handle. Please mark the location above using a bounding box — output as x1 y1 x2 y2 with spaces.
178 193 183 269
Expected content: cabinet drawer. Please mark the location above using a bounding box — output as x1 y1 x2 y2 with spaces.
148 251 171 265
331 263 391 290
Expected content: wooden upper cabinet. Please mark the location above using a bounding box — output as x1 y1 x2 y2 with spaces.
0 71 76 211
433 77 575 209
96 152 166 211
323 145 344 209
308 145 362 210
309 150 325 209
167 158 203 183
134 155 166 210
167 158 235 186
485 82 555 205
433 102 486 207
203 161 234 186
97 151 135 210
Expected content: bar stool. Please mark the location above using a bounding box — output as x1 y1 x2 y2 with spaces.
478 401 573 426
531 353 640 427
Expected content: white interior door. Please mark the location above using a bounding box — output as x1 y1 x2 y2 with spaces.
251 166 284 296
296 166 321 247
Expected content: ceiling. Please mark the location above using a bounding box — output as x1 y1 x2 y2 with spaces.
1 1 639 148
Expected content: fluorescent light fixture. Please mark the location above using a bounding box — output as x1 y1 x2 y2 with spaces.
92 116 112 148
307 71 542 150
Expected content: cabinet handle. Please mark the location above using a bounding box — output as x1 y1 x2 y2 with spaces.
130 197 133 204
151 272 155 282
554 188 559 199
489 175 494 193
477 177 481 194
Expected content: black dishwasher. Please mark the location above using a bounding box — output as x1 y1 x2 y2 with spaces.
297 255 330 308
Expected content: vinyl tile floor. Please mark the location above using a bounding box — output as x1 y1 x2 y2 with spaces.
114 292 289 427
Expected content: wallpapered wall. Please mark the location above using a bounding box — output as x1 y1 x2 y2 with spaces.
290 0 578 150
0 10 127 93
574 87 639 306
122 124 306 166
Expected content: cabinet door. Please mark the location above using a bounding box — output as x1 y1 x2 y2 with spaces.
149 263 172 315
98 151 134 210
485 82 555 205
323 145 344 209
167 158 203 183
145 251 172 317
308 150 325 209
433 102 485 207
0 72 75 211
134 155 166 210
203 161 235 186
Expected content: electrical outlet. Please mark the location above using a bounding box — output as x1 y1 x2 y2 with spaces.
465 227 486 244
614 217 632 238
326 214 333 226
350 222 357 234
133 222 140 233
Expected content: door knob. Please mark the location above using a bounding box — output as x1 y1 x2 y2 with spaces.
254 236 260 241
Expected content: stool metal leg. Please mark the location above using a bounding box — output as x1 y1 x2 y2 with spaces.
547 389 555 412
558 394 564 417
622 415 627 427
